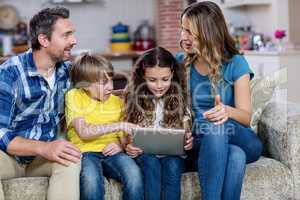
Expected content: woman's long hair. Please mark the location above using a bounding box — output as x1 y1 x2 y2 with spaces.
123 47 190 129
181 1 239 95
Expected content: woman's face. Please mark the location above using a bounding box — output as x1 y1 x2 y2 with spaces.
144 66 173 99
180 15 195 54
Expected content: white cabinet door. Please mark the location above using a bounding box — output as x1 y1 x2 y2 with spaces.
244 55 280 78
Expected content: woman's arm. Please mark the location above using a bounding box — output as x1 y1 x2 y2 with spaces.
227 74 252 126
203 74 252 126
72 118 136 140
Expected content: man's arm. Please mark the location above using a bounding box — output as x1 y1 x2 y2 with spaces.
7 137 81 166
6 137 44 156
0 68 19 153
0 67 81 166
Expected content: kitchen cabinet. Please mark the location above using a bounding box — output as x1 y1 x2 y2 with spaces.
221 0 271 8
218 0 300 48
244 51 280 78
50 0 99 4
244 50 300 103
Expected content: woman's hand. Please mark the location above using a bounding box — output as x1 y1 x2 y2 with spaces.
125 143 143 158
203 95 229 125
184 131 193 150
102 143 122 157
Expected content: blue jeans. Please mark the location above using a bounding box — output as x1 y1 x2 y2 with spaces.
185 119 262 200
135 154 184 200
80 152 144 200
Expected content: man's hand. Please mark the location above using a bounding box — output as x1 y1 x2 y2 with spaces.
125 143 143 158
40 140 81 166
184 132 193 150
102 143 122 157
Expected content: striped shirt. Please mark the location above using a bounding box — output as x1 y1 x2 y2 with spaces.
0 50 71 164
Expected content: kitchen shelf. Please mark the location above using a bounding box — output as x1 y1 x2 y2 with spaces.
99 51 144 60
50 0 100 4
222 0 271 9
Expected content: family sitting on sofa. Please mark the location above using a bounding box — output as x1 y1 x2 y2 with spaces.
0 2 263 200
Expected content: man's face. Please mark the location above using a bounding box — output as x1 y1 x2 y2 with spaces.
46 18 77 61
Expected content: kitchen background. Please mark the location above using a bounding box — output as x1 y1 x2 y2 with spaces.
0 0 155 53
1 0 299 55
0 0 299 102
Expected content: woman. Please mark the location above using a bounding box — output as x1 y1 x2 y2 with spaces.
176 1 262 200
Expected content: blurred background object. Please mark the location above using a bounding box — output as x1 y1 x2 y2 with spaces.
133 20 155 51
0 4 29 56
0 4 20 56
0 4 19 30
110 22 132 53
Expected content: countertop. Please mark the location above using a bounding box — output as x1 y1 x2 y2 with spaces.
243 50 300 56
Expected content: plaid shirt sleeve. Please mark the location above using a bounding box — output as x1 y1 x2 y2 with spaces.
0 65 18 152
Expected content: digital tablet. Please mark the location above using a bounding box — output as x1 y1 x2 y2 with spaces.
132 127 185 155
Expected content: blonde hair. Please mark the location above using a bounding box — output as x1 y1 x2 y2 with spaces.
70 53 114 88
181 1 239 95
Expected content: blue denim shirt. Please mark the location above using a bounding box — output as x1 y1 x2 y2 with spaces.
0 49 71 164
175 52 254 119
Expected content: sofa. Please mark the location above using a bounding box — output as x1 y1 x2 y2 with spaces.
2 70 300 200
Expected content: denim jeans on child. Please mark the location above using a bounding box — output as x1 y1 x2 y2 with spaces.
185 118 262 200
80 152 144 200
135 154 184 200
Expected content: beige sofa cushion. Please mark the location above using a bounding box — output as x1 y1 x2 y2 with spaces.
250 68 287 132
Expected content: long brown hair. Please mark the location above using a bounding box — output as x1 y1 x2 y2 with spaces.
181 1 239 95
123 47 190 129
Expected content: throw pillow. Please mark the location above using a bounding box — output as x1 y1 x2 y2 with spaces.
250 68 287 132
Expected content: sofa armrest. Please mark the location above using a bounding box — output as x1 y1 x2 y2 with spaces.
258 101 300 199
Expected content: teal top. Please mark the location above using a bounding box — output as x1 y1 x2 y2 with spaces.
175 52 254 119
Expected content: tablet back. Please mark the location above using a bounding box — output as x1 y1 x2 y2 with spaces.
132 127 185 155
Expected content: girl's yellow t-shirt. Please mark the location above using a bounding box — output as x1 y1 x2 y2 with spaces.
65 88 125 153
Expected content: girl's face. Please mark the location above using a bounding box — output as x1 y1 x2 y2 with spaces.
85 74 113 102
180 15 195 54
144 66 173 99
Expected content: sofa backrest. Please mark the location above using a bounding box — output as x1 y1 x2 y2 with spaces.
250 68 287 132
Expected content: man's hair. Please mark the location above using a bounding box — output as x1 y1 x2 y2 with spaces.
29 7 69 50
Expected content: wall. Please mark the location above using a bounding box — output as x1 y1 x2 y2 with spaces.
245 0 289 43
289 0 300 46
197 0 250 27
0 0 155 53
156 0 184 53
207 0 294 47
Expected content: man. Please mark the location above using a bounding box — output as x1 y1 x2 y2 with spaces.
0 7 81 200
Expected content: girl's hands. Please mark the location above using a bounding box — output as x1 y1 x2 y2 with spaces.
102 143 122 157
184 131 193 150
125 143 143 158
203 95 229 125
